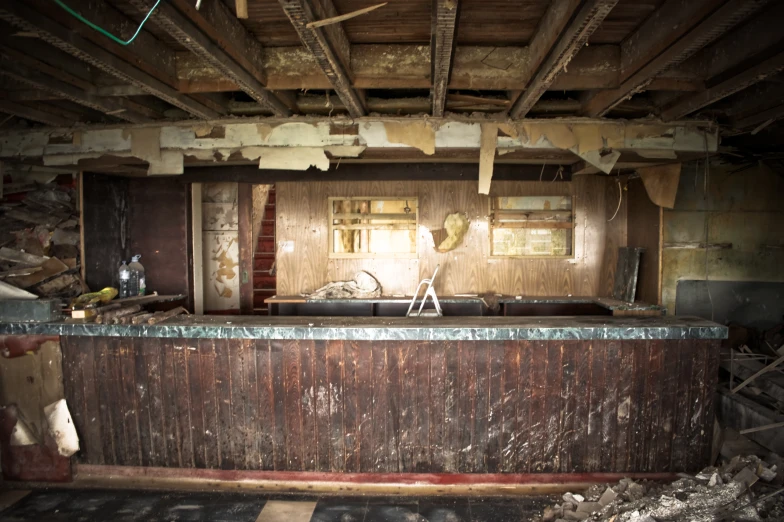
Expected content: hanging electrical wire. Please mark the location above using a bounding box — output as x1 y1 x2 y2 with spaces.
52 0 162 46
608 178 623 222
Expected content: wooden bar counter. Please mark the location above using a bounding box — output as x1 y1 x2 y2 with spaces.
0 315 726 474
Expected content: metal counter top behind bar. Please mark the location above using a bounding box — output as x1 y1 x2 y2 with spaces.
0 315 726 341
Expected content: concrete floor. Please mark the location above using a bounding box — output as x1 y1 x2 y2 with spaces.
0 489 555 521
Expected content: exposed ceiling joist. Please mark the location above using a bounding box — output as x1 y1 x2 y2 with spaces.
582 0 772 117
661 51 784 120
0 101 70 127
279 0 366 118
509 0 618 119
431 0 459 117
0 2 221 120
37 0 176 84
129 0 290 117
0 57 146 123
732 104 784 132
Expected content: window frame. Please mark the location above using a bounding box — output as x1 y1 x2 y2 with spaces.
488 195 576 259
328 196 419 259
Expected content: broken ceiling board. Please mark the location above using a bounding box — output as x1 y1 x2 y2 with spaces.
478 123 497 195
638 163 681 208
11 257 69 289
257 147 330 171
0 119 719 169
383 121 436 155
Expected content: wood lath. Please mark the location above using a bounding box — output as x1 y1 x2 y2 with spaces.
279 0 365 118
431 0 460 117
509 0 619 119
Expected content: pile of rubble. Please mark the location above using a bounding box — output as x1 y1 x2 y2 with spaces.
541 455 784 522
0 178 86 301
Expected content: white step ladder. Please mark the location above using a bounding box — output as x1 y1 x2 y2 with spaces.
406 264 443 317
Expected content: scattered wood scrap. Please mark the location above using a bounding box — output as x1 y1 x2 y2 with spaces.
306 2 387 28
147 306 189 325
95 305 142 324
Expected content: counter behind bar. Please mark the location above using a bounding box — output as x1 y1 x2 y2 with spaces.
0 315 727 340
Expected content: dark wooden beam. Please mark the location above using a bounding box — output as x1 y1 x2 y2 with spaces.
279 0 365 118
0 2 221 119
129 0 290 117
509 0 618 119
0 56 146 123
732 104 784 131
0 100 70 127
582 0 771 117
431 0 460 117
33 0 176 85
661 51 784 120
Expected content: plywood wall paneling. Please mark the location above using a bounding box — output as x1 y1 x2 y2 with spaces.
276 176 627 297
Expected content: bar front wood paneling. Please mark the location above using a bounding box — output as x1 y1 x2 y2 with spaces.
61 337 720 473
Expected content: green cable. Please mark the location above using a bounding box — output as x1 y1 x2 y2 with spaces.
51 0 162 46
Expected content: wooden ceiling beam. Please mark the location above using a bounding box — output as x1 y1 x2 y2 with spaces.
279 0 365 118
431 0 460 117
0 101 71 127
31 0 176 84
509 0 618 119
0 2 221 120
661 51 784 120
732 104 784 132
129 0 290 117
0 57 147 123
582 0 771 117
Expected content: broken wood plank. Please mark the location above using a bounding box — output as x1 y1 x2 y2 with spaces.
33 273 79 296
0 100 70 127
0 247 48 266
732 354 784 394
431 0 460 117
739 421 784 435
131 312 154 325
509 0 618 118
306 2 386 28
147 306 189 324
235 0 248 18
95 305 142 324
0 279 37 299
0 266 42 278
279 0 365 118
11 257 69 289
4 207 62 227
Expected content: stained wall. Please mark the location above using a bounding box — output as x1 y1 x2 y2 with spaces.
276 175 627 297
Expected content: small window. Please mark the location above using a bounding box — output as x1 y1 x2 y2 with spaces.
329 197 418 258
490 196 574 258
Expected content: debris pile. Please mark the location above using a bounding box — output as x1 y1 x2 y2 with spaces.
304 270 381 299
540 455 784 522
0 178 86 301
719 320 784 455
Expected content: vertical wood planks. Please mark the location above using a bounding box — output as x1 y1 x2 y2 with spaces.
61 336 719 474
414 342 431 472
326 340 345 472
283 340 303 470
356 341 373 472
313 340 330 471
299 339 317 471
586 341 605 472
255 340 275 470
429 342 446 472
343 341 360 472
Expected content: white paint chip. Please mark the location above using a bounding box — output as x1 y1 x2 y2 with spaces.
257 147 329 171
255 501 317 522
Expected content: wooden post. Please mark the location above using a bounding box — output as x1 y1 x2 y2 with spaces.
191 184 204 315
238 183 254 314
